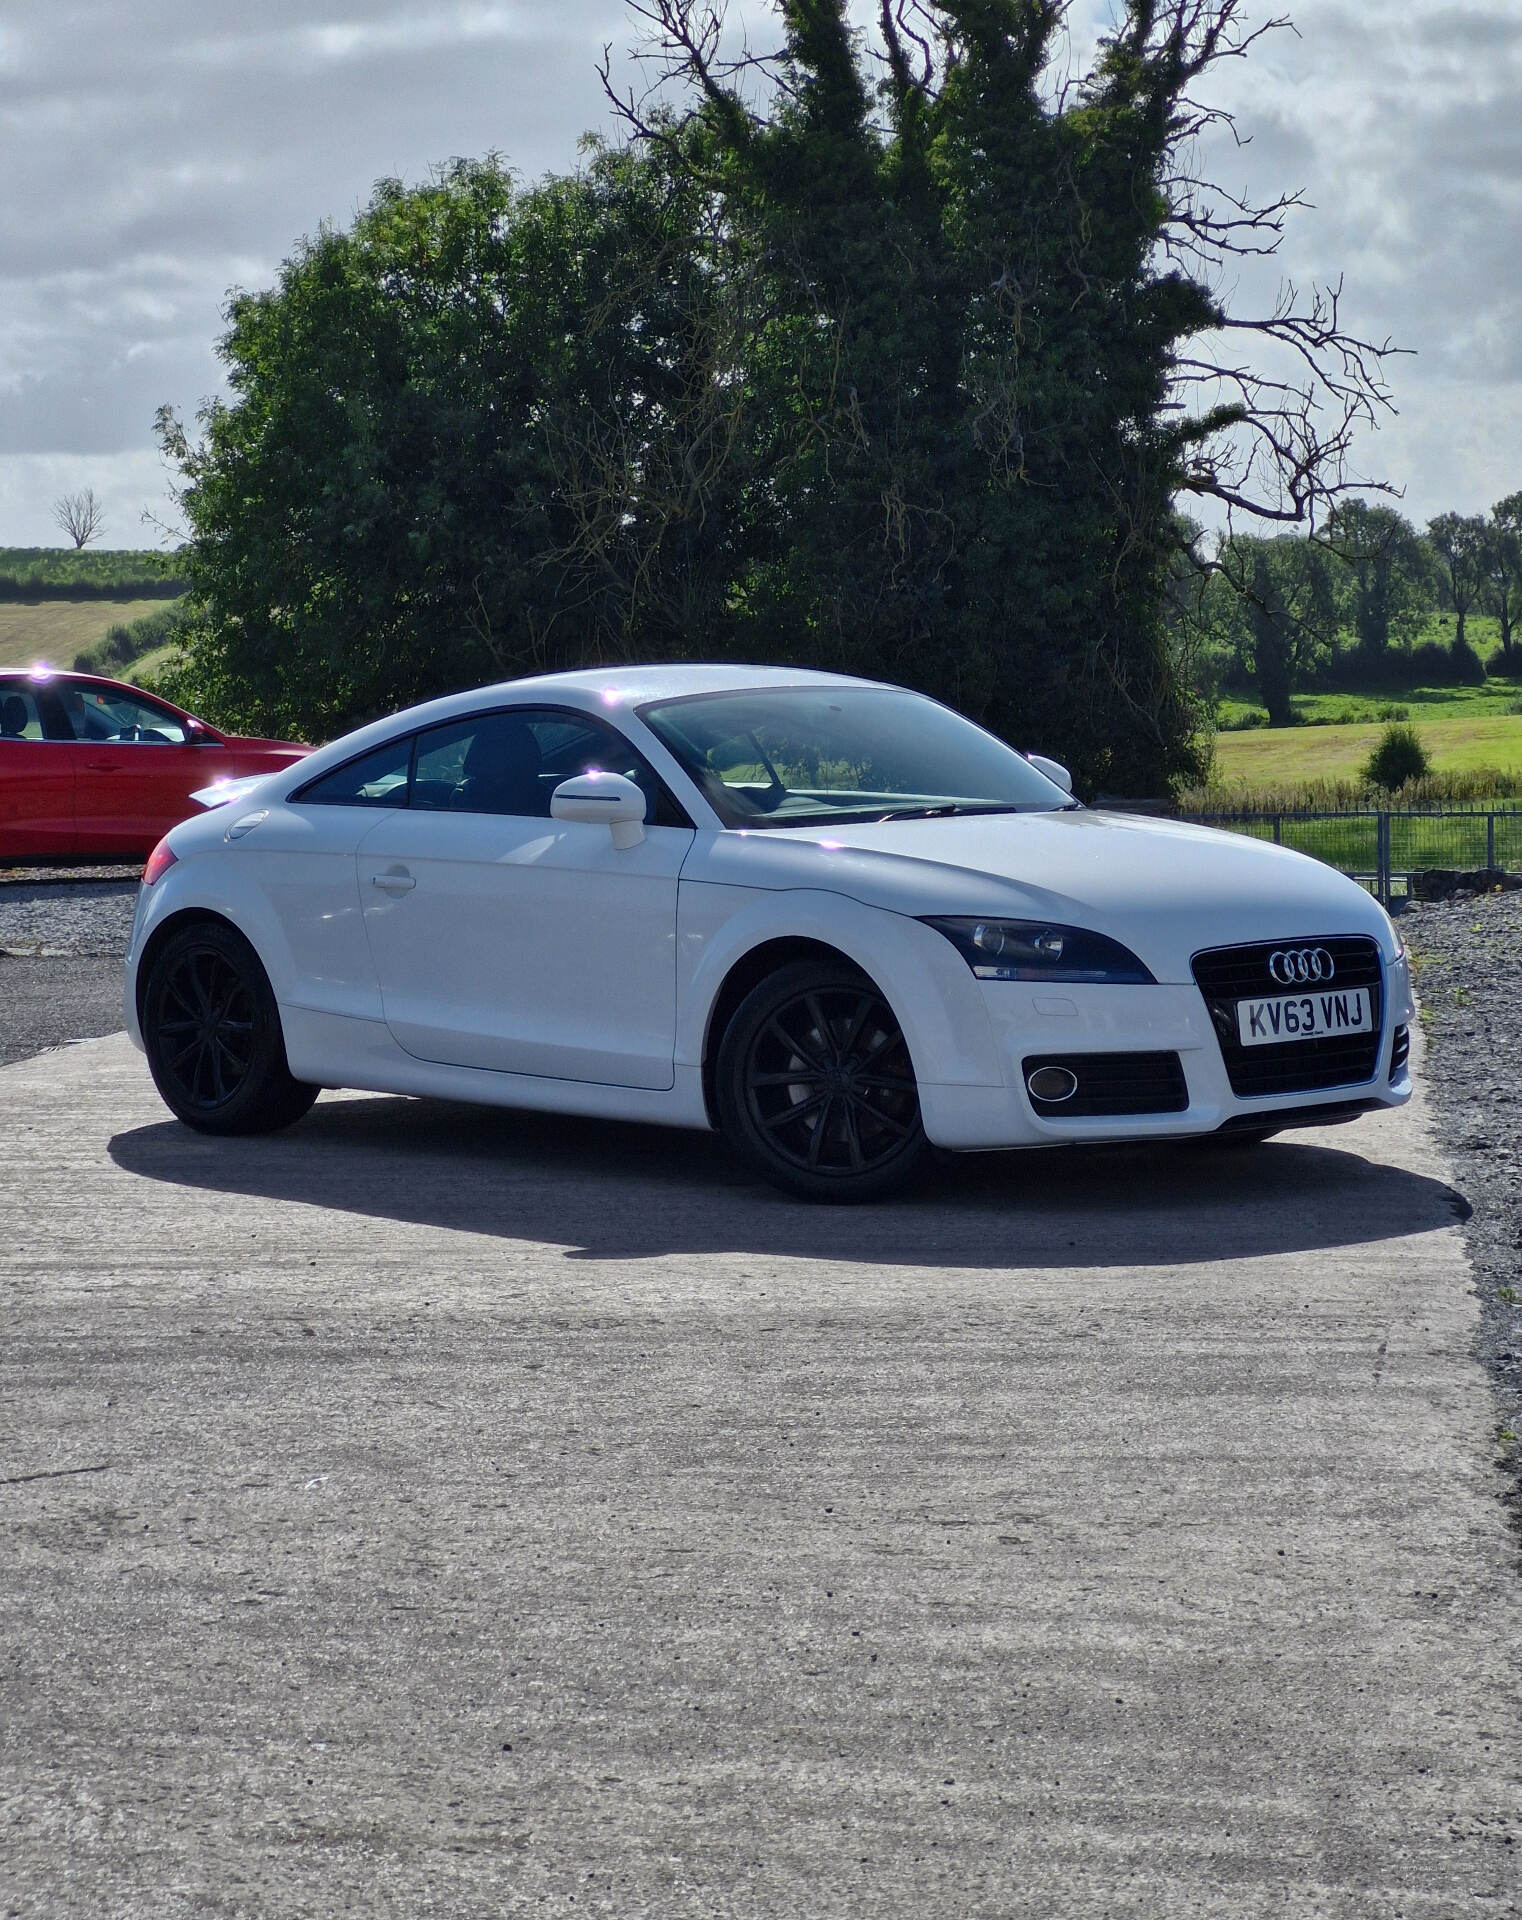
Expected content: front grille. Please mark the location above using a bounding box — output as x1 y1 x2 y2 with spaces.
1390 1025 1410 1077
1191 937 1383 1098
1022 1051 1188 1118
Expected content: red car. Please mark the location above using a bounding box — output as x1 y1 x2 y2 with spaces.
0 668 309 860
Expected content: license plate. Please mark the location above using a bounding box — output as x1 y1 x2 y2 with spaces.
1236 986 1372 1047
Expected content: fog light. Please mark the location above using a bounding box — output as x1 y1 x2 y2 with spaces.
1026 1065 1078 1104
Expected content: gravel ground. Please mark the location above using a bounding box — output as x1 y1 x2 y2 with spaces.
0 879 138 1068
1403 886 1522 1533
0 878 138 957
1 871 1518 1526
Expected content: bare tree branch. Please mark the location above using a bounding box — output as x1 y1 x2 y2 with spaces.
51 487 105 549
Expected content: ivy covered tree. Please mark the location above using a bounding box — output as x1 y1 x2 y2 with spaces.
157 152 736 739
161 0 1395 793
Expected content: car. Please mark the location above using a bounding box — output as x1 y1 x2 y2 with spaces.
0 666 309 860
122 664 1415 1201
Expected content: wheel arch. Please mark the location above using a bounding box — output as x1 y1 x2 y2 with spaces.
699 937 877 1128
134 906 266 1027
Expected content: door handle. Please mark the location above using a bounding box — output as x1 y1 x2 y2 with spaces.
371 869 416 893
86 761 122 772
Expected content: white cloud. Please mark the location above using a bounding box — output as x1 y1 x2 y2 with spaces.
0 0 1516 544
1182 0 1522 517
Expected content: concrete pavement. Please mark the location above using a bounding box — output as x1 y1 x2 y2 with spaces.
1 1031 1518 1916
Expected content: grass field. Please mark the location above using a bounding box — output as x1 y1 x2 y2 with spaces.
1220 683 1522 728
1212 711 1522 786
0 600 179 669
127 640 184 688
1203 810 1522 879
1197 806 1520 879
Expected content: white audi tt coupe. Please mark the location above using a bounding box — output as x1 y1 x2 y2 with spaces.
123 665 1414 1200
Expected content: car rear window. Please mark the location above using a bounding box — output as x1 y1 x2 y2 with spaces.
293 738 412 807
0 687 44 740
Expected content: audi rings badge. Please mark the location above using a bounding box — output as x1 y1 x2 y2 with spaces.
1267 947 1335 987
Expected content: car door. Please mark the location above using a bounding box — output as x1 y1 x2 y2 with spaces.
64 680 210 853
0 683 75 855
357 707 694 1089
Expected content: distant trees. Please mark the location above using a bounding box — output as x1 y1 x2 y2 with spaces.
1196 488 1522 712
51 488 104 549
1479 494 1522 669
159 0 1398 792
0 545 183 601
1426 511 1487 653
1199 535 1339 725
1325 501 1428 659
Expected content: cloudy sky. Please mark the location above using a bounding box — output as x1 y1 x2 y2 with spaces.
1 0 1518 548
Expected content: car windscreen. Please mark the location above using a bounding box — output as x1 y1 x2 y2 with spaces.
636 686 1073 828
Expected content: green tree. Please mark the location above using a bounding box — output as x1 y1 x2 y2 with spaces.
1363 722 1429 792
1210 534 1338 725
162 1 1396 790
1479 493 1522 669
598 0 1393 789
1426 511 1487 652
159 151 739 737
1325 501 1429 658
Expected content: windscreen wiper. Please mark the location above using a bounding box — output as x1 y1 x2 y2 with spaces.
872 803 1024 822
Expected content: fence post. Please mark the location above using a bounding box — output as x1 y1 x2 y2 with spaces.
1488 812 1497 872
1377 812 1391 907
1273 815 1282 847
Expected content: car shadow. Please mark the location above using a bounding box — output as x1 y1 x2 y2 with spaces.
107 1093 1471 1270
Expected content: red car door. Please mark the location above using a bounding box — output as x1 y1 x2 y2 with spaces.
64 680 215 855
0 683 76 856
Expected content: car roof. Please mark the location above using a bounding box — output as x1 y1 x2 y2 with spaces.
0 665 164 695
282 664 901 783
479 663 891 705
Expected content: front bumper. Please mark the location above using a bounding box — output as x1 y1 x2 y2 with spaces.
918 972 1413 1151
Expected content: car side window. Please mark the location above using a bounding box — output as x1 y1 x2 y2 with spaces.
62 684 188 745
411 708 689 824
0 688 43 740
295 738 413 807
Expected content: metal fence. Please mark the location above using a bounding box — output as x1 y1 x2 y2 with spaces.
1182 809 1522 907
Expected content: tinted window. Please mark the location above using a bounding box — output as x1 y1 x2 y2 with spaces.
296 738 412 807
61 682 187 745
293 708 690 822
0 687 43 740
411 708 687 823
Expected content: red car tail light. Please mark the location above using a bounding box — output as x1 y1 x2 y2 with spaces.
142 839 178 886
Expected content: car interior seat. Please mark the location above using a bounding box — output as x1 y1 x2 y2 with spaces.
459 715 545 816
0 694 29 738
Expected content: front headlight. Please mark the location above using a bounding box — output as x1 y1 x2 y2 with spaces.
921 917 1155 984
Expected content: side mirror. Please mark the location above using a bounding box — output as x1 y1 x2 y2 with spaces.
1027 752 1073 795
550 770 647 849
186 720 220 745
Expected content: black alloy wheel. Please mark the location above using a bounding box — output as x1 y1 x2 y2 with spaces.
142 921 318 1135
716 960 928 1201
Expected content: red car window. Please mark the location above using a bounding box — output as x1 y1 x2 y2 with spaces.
60 683 189 745
0 686 44 739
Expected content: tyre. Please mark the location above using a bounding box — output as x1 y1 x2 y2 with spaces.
715 960 929 1202
141 920 318 1136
